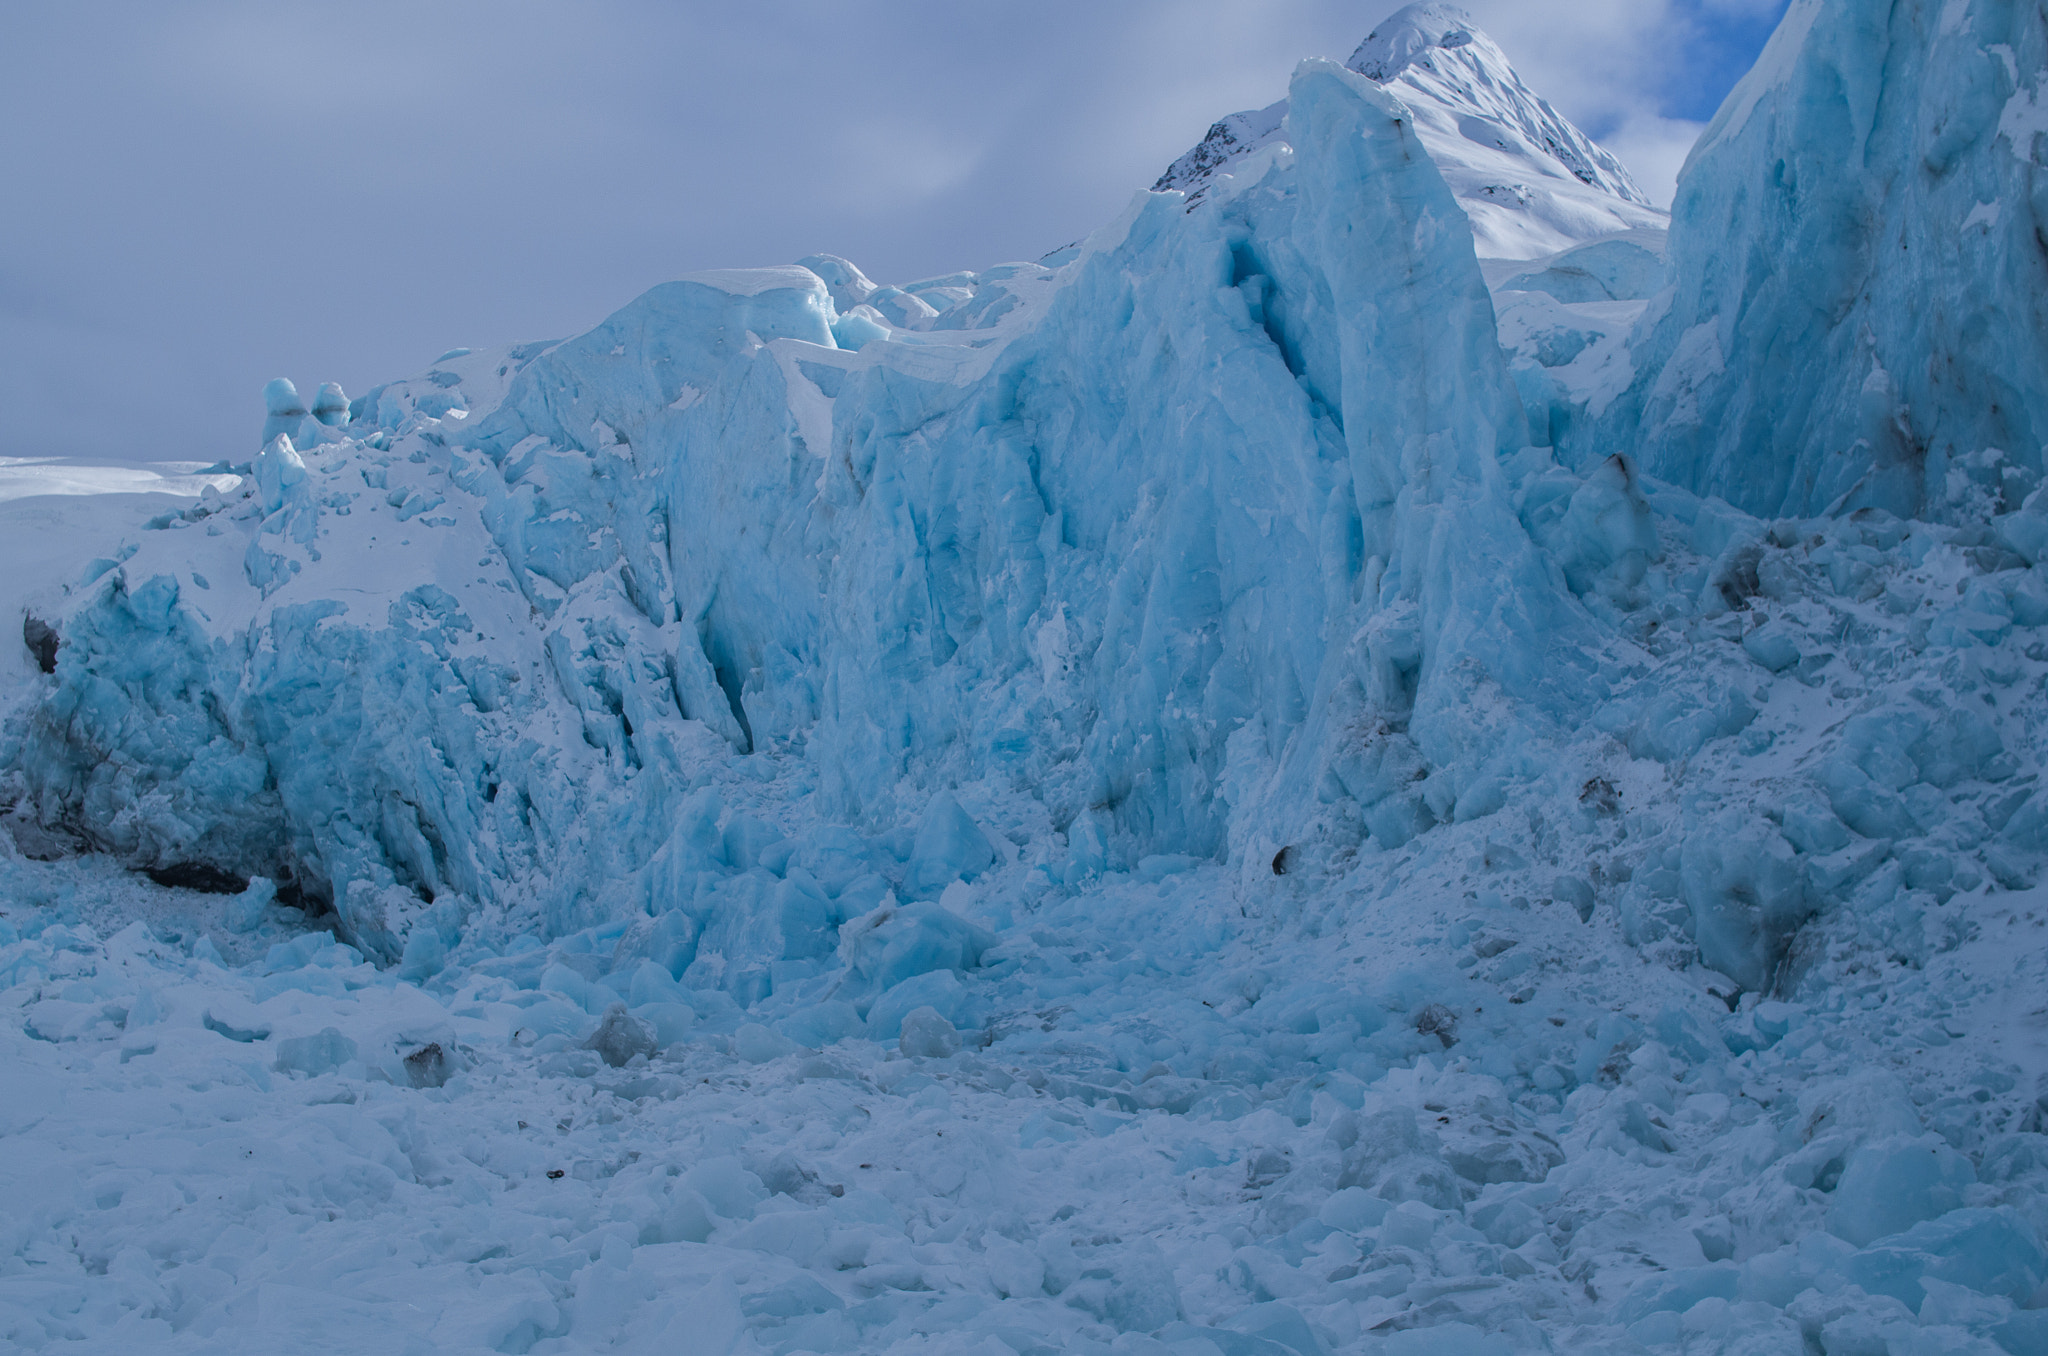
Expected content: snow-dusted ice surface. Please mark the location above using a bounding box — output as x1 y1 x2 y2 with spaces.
0 459 242 507
7 2 2048 1352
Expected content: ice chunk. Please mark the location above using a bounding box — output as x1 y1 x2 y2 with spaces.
897 1005 962 1058
1615 1263 1739 1323
1741 621 1801 673
1621 684 1756 763
863 286 939 329
1318 1186 1392 1232
734 1022 801 1063
586 1003 658 1067
1841 1207 2048 1309
1338 1110 1463 1210
1524 454 1659 596
260 377 308 447
864 969 970 1042
1828 1136 1979 1248
1780 792 1852 856
829 304 890 351
310 382 350 427
2000 1310 2048 1356
272 1026 357 1077
1381 1321 1513 1356
1063 811 1110 884
1550 875 1596 922
396 919 447 981
635 1002 695 1046
777 1000 862 1046
1680 814 1810 991
1999 489 2048 564
1796 1070 1925 1142
2004 791 2048 853
984 1237 1046 1299
1501 236 1667 303
1222 1303 1324 1356
1053 1236 1184 1332
740 1274 843 1322
840 901 994 996
621 958 688 1007
1440 1115 1564 1185
794 252 877 313
684 1157 766 1222
224 875 278 933
252 434 308 515
721 814 786 872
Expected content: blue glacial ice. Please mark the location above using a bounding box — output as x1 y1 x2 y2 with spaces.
1604 0 2048 521
5 3 2048 1352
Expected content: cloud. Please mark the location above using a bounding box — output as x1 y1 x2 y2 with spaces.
1598 114 1713 208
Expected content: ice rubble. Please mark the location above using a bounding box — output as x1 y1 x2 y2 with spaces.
5 1 2048 1352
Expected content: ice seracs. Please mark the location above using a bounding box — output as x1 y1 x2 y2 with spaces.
258 376 308 448
261 376 353 449
1603 0 2048 521
10 0 2046 1031
310 381 350 427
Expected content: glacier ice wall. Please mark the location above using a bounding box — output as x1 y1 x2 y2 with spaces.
1 58 1627 968
5 1 2048 1026
1607 0 2048 520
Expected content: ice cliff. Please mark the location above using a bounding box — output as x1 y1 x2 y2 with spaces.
6 0 2047 1002
1604 0 2048 521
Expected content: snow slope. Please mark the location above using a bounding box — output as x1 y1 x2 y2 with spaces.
6 3 2048 1353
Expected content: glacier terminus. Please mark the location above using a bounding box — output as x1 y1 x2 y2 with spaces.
5 3 2048 1353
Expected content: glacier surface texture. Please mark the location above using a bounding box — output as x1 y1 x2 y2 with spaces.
5 3 2048 1353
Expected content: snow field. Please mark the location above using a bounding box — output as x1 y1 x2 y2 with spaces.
4 819 2048 1354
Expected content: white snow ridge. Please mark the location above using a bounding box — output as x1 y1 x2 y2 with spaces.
6 3 2048 1353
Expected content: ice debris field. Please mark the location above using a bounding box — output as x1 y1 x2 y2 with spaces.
7 2 2048 1352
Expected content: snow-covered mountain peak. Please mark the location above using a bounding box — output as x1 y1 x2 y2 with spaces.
1348 3 1651 209
1155 2 1663 258
1344 1 1486 82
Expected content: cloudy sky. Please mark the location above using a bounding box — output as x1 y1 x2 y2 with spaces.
0 0 1785 467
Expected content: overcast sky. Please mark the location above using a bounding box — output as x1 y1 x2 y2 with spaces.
0 0 1786 467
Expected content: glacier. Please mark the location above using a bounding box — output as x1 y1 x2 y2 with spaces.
4 3 2048 1353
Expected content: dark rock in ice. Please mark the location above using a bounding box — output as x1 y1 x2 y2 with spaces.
22 615 58 674
405 1042 451 1088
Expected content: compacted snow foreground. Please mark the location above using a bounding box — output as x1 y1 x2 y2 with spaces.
7 2 2048 1353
